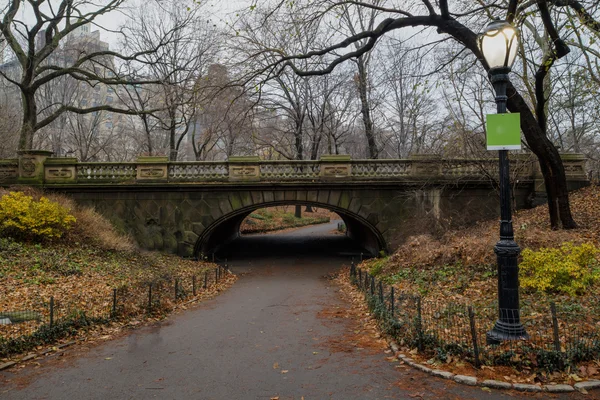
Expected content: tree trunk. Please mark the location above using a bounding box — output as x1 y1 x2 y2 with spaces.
507 84 577 229
169 130 178 161
305 205 313 212
141 114 153 156
19 90 37 151
295 119 303 161
295 205 302 218
356 57 378 159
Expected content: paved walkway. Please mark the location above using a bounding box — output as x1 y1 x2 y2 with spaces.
0 222 581 399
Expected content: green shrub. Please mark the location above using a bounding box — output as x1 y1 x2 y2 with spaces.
368 256 388 276
282 213 297 224
0 191 76 242
520 242 600 295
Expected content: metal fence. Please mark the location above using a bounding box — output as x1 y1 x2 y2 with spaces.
351 264 600 372
0 264 231 358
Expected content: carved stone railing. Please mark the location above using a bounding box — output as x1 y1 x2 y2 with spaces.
169 162 229 182
0 152 589 186
77 162 137 182
260 161 321 180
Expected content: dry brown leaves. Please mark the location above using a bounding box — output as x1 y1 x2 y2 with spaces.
383 185 600 274
0 188 238 361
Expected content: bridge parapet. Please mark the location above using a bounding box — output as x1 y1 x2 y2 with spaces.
0 152 588 186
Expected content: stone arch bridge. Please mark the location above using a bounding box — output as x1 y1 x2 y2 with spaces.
0 153 589 257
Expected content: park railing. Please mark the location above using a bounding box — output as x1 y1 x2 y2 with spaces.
0 264 232 358
0 152 589 186
350 264 600 372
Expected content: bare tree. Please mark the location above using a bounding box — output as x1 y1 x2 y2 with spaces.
338 0 386 158
193 64 256 160
120 0 220 161
244 0 600 229
378 40 441 158
0 0 184 152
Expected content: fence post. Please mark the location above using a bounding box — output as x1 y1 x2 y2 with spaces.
358 268 362 288
468 306 481 368
204 271 208 289
112 289 117 317
416 296 423 352
390 286 395 316
370 276 375 296
550 302 564 369
49 296 54 328
192 276 197 296
174 279 179 301
378 280 384 304
148 283 153 313
365 271 369 292
350 260 356 279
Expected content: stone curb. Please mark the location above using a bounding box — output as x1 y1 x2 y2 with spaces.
389 339 597 393
0 340 76 371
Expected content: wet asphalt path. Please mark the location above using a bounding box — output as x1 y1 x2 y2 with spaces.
0 221 582 399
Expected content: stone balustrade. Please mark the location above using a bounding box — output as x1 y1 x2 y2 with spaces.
0 152 589 185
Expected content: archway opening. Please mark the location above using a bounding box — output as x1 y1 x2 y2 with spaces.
240 205 342 236
195 202 385 260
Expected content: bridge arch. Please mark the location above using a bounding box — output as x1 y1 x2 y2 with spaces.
195 200 386 258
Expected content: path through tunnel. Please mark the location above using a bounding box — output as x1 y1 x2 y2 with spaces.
197 202 384 262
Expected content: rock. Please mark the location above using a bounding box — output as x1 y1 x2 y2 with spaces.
412 363 432 374
431 369 455 379
0 361 16 371
0 318 11 325
454 375 477 386
574 380 600 391
481 380 512 390
512 383 541 392
545 384 574 393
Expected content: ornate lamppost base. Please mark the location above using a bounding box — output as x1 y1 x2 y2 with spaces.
486 321 529 344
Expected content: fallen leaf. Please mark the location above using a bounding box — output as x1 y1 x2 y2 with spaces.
273 362 279 369
569 374 583 382
281 370 288 374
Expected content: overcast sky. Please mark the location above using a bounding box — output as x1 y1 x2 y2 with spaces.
5 0 252 49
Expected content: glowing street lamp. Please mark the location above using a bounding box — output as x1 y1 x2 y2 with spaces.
478 20 528 343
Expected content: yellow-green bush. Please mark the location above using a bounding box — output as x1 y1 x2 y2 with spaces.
520 242 600 295
0 191 76 241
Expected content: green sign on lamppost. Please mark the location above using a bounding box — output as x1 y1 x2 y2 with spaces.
479 20 529 343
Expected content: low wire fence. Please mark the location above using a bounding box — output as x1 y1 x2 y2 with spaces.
351 264 600 372
0 264 231 358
